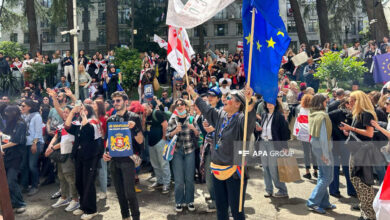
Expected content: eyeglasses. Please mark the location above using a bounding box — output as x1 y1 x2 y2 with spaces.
113 99 122 103
176 102 185 106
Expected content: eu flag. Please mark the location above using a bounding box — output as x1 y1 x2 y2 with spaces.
243 0 291 104
373 53 390 83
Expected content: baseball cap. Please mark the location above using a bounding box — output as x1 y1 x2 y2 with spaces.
208 87 222 98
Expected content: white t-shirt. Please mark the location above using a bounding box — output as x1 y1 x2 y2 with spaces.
219 77 232 86
220 87 231 95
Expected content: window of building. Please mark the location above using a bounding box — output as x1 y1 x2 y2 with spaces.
214 9 228 19
307 20 317 33
236 23 243 35
98 29 106 44
215 44 229 55
350 21 357 35
287 20 297 33
24 33 29 44
215 24 228 36
40 19 49 28
194 27 207 37
118 9 130 24
62 34 69 43
41 0 52 7
119 29 130 43
358 19 363 32
10 33 18 42
42 32 55 43
98 10 106 24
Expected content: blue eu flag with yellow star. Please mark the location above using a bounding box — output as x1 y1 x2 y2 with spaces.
373 53 390 83
243 0 290 104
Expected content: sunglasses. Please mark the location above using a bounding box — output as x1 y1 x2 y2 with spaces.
226 95 233 101
176 102 186 106
277 96 283 98
113 99 122 103
21 105 26 107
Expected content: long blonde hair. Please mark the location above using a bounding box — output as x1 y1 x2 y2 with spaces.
350 90 378 121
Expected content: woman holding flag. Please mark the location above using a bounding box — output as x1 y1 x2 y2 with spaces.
187 85 256 220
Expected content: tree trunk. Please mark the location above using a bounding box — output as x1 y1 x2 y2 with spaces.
363 0 390 43
105 0 119 51
290 0 308 46
67 0 74 52
26 0 39 55
82 5 90 54
198 24 205 56
316 0 331 46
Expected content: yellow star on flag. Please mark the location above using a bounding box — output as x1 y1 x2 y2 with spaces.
266 37 276 48
245 34 251 45
256 41 262 51
277 31 285 37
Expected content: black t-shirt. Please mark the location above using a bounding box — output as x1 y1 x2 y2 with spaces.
3 120 26 169
352 111 374 141
146 110 165 146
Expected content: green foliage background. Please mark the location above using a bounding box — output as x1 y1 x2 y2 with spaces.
315 52 368 89
113 47 142 98
0 41 27 59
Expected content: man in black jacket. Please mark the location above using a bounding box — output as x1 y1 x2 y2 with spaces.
103 91 143 220
327 88 345 113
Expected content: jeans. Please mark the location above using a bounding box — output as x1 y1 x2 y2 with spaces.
20 143 42 189
302 141 318 170
79 86 89 101
149 139 171 186
307 149 334 208
213 175 247 220
111 159 140 220
260 141 288 195
374 165 386 184
6 166 25 208
75 156 99 214
329 142 356 196
172 148 195 204
98 158 108 193
205 151 216 201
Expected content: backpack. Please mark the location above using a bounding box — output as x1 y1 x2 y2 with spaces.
152 110 172 122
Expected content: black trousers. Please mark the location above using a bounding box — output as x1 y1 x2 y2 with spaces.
75 156 99 214
111 159 140 220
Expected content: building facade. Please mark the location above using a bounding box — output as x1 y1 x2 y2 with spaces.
1 0 370 55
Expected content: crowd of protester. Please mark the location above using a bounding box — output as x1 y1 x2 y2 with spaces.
0 37 390 220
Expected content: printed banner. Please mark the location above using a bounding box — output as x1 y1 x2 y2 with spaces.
107 122 133 157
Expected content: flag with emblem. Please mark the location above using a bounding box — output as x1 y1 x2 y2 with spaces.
154 34 168 50
243 0 291 104
167 26 195 77
373 53 390 83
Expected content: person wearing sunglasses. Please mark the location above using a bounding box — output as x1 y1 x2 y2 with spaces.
166 98 200 213
187 85 256 220
102 91 143 220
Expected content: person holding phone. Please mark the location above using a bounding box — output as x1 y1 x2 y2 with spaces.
166 98 200 212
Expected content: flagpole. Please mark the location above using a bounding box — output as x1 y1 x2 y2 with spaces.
178 30 191 101
239 7 256 213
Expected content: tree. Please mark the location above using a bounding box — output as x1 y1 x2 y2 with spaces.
363 0 389 42
315 51 367 89
316 0 331 45
290 0 308 46
106 0 119 50
0 0 24 32
0 41 28 59
26 0 39 55
79 0 91 54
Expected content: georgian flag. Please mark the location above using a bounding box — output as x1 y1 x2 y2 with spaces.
10 61 23 71
374 163 390 219
154 34 168 50
166 0 234 29
167 26 194 77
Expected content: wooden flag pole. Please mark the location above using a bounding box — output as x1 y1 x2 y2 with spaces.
239 7 256 213
178 30 192 101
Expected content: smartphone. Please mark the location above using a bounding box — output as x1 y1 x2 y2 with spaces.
75 100 82 107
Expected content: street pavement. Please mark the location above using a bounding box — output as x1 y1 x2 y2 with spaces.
16 142 367 220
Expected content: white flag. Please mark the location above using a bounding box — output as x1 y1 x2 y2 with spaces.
166 0 235 29
153 34 168 50
167 26 195 77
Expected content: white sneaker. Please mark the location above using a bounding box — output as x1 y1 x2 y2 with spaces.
73 209 84 216
98 192 107 200
14 207 26 214
52 197 70 208
80 213 98 220
65 200 80 212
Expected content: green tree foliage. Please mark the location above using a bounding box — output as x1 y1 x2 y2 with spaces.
25 63 58 88
315 51 368 89
113 47 142 96
0 41 27 59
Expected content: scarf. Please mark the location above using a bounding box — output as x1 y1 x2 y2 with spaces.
309 110 332 140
